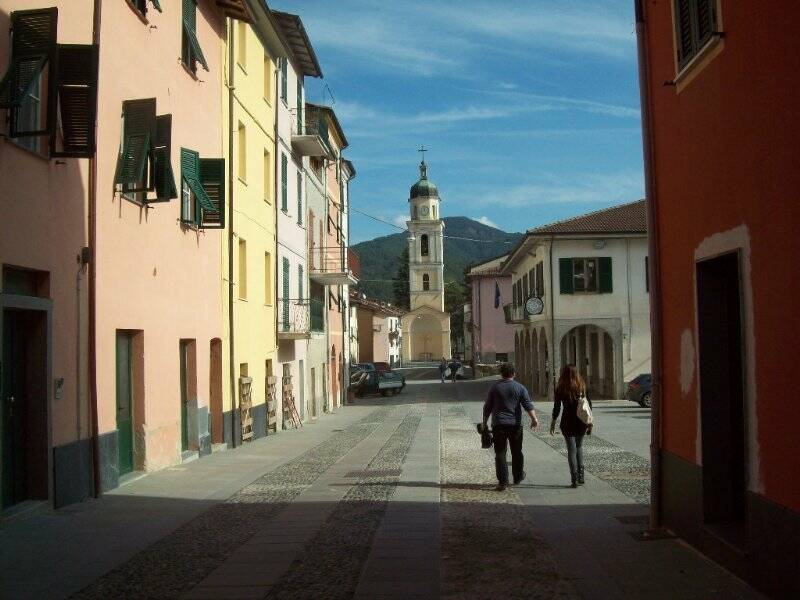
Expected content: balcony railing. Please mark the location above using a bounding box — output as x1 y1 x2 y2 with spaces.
310 298 325 332
309 246 358 285
291 106 331 157
278 298 311 339
503 298 546 324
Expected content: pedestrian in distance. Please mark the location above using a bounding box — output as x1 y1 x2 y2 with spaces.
449 356 461 383
482 363 538 491
550 364 593 488
439 357 447 384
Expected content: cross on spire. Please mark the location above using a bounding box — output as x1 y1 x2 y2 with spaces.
418 145 428 179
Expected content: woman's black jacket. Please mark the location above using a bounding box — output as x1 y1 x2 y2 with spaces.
552 392 593 436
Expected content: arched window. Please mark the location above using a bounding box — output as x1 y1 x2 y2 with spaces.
420 234 429 256
423 273 430 291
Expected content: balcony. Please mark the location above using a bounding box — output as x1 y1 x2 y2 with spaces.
309 247 358 285
503 303 525 324
291 107 331 157
278 299 311 339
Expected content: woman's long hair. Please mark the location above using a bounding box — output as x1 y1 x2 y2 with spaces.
555 364 586 400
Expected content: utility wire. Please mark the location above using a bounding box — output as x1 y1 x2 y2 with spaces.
351 206 513 245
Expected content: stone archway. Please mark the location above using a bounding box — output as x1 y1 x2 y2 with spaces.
408 313 444 361
559 324 617 399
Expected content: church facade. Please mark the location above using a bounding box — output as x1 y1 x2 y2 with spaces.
400 159 452 363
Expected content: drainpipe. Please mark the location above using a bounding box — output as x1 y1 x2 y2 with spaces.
88 0 102 499
75 265 85 442
548 236 556 400
273 58 280 416
226 18 237 448
635 0 663 530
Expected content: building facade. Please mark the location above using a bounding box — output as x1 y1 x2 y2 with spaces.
465 255 515 365
637 1 800 595
501 201 650 399
400 159 451 363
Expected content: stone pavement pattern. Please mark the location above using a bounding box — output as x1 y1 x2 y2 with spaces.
3 376 764 599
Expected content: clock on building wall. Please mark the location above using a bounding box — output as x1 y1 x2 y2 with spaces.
420 205 429 216
525 296 544 316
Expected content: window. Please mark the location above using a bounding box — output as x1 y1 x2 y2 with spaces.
522 273 529 299
296 78 303 135
296 171 303 225
263 53 272 100
279 57 287 103
237 121 246 182
423 273 430 291
236 20 247 70
420 234 429 256
281 257 290 300
238 239 247 300
674 0 718 70
1 9 99 158
263 148 272 202
179 147 225 228
181 0 208 74
536 261 544 297
298 264 304 299
280 153 288 212
264 252 272 304
559 257 612 294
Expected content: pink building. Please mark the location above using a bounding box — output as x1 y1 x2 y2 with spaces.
465 255 515 365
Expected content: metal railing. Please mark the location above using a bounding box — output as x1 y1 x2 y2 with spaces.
278 298 310 334
301 107 330 148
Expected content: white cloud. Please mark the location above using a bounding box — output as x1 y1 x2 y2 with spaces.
475 216 499 228
392 214 409 228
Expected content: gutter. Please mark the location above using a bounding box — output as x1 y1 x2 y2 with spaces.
227 18 237 448
635 0 664 530
88 0 102 499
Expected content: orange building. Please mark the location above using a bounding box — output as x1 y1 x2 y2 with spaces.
637 1 800 595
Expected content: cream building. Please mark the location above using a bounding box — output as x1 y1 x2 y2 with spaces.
400 159 451 363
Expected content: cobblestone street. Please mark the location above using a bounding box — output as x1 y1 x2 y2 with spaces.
2 376 762 599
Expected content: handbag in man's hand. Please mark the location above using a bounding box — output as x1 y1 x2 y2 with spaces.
476 423 493 449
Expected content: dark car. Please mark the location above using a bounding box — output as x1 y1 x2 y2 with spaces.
372 362 391 373
350 369 406 398
627 373 652 407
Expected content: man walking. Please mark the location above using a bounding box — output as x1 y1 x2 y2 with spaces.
439 357 447 384
482 363 538 491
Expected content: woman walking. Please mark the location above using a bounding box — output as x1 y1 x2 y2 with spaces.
550 365 593 488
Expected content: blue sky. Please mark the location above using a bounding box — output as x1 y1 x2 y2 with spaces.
271 0 644 243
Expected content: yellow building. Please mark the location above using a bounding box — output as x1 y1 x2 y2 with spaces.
216 3 286 446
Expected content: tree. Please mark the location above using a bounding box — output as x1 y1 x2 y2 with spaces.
444 279 466 354
392 245 410 310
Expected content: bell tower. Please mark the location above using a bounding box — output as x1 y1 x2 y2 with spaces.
407 150 445 312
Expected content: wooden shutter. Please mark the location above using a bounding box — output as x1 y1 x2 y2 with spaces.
599 257 613 293
50 44 99 157
150 0 163 12
180 147 215 223
151 114 177 201
280 58 287 102
281 154 288 211
696 0 716 47
282 258 290 330
199 158 226 229
114 98 156 189
559 258 574 294
0 8 57 110
296 171 302 224
674 0 694 68
182 0 208 72
298 264 304 299
296 78 303 134
536 262 544 297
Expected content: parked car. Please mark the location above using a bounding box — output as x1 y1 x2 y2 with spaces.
627 373 652 407
350 369 406 398
372 361 391 373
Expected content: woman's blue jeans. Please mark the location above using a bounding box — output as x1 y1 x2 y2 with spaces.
563 434 585 480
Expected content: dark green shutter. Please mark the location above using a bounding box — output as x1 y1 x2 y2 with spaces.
674 0 694 68
0 8 57 110
199 158 225 229
282 258 290 330
280 58 287 102
50 44 99 157
151 114 177 201
296 171 302 225
150 0 163 12
180 147 215 223
559 258 574 295
696 0 716 47
536 262 544 297
599 257 613 293
182 0 208 72
283 154 289 209
115 98 156 189
296 79 303 134
298 264 304 299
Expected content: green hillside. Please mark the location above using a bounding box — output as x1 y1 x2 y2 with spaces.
352 217 522 303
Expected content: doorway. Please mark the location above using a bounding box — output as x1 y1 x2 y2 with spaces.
115 331 134 477
298 360 305 420
310 367 317 418
697 252 746 531
2 309 48 509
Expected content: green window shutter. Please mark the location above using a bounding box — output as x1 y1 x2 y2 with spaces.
0 8 57 110
180 148 215 223
151 114 178 201
537 262 544 297
281 257 290 330
114 98 156 189
280 59 287 102
296 79 303 134
559 258 574 295
296 171 302 225
298 264 304 299
599 257 613 293
50 44 99 158
199 158 226 229
281 154 288 211
150 0 163 12
696 0 716 47
182 0 208 72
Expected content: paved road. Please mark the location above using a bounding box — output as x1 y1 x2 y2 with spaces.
2 378 761 599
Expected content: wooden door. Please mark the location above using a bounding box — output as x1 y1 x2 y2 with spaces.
2 312 26 507
116 332 134 476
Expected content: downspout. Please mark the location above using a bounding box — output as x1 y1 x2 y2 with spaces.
548 236 556 400
226 18 237 448
635 0 663 530
626 238 633 361
88 0 102 498
273 58 280 410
